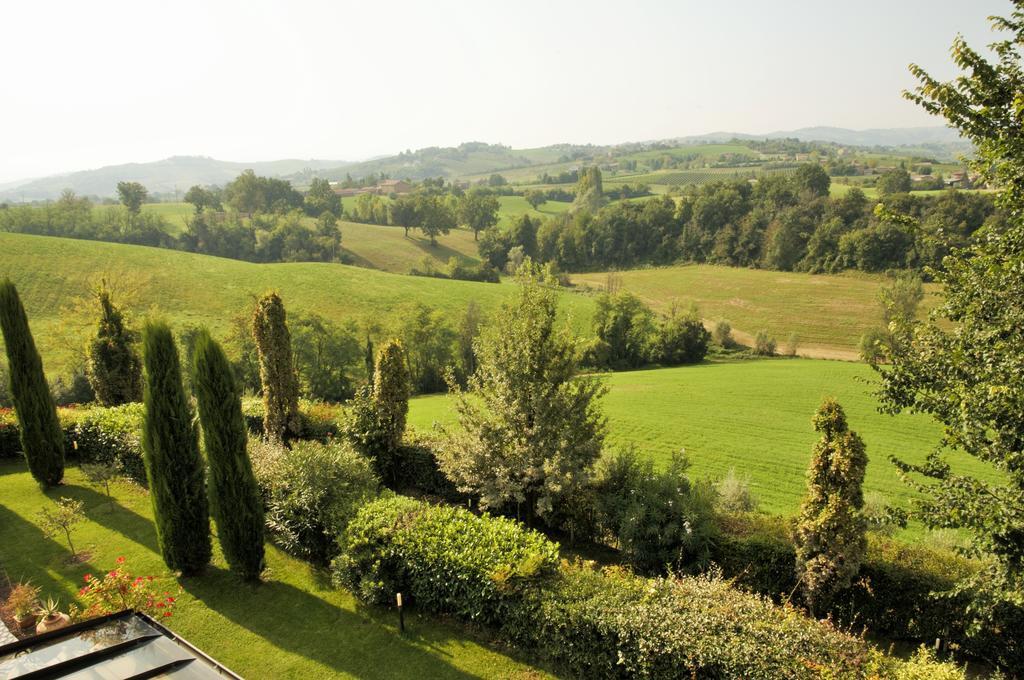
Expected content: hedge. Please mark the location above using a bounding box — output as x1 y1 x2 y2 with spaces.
333 495 559 627
334 496 967 679
712 514 985 657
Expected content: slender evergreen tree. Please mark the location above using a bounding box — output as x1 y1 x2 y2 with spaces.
141 321 211 575
251 292 300 443
0 279 64 486
794 398 868 614
87 289 142 406
193 329 264 581
372 339 410 480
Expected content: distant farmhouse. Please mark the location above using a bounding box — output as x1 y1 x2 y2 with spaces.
331 179 412 197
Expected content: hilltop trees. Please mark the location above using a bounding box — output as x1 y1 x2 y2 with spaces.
794 399 868 614
224 170 303 214
876 168 912 196
572 166 606 213
193 329 264 581
252 292 301 443
184 185 222 213
141 321 211 575
116 181 148 214
415 194 456 245
0 279 64 486
86 288 142 406
438 262 606 525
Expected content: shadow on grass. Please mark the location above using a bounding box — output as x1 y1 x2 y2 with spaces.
180 565 488 680
407 236 475 266
0 504 99 605
45 481 160 555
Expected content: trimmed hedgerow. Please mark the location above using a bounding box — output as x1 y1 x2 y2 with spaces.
333 495 559 626
334 496 966 679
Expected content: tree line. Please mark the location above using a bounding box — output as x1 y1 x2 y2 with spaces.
476 164 1004 275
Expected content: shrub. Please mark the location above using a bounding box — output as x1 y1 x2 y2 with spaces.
784 332 800 356
70 403 146 484
0 278 65 486
74 557 179 621
753 329 776 356
255 439 379 565
716 467 759 513
526 564 879 679
712 319 734 348
593 448 717 573
86 290 143 406
649 309 710 365
333 495 559 626
391 430 466 501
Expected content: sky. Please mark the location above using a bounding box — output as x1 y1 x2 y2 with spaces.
0 0 1011 183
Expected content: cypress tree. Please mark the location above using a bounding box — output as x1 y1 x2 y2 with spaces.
251 292 300 443
794 398 868 614
192 329 265 581
87 289 142 406
141 321 211 575
0 279 64 487
372 339 410 481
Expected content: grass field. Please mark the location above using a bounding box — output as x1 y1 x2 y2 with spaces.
339 220 482 272
571 264 939 357
408 358 1000 536
139 201 193 234
496 195 571 225
0 232 595 374
0 463 550 679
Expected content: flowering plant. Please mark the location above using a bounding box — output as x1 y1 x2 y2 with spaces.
75 557 179 620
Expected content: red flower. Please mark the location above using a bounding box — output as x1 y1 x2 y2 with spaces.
83 573 92 582
163 611 172 617
116 556 126 564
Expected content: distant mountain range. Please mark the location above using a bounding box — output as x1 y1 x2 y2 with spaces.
678 125 966 149
0 126 968 202
0 156 348 202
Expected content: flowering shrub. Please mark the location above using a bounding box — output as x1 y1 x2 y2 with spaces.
75 557 179 620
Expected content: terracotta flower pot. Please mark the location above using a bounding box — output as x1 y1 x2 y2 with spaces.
15 612 38 630
35 613 70 635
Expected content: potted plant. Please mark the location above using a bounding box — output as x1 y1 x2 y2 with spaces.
6 582 41 630
35 597 70 634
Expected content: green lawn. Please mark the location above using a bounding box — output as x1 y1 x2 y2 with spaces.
408 358 1000 537
0 463 551 679
0 232 595 375
338 220 483 272
571 264 938 357
139 202 193 235
496 196 571 226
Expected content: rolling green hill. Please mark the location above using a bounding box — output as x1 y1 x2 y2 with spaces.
0 232 595 374
408 358 1000 537
571 265 939 358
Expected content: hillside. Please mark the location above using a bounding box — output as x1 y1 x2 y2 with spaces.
570 265 939 359
0 232 595 374
408 358 1001 535
1 156 348 201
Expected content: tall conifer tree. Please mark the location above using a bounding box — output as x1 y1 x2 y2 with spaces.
0 279 64 486
251 292 300 443
794 399 868 614
87 289 142 406
193 329 264 581
141 321 211 575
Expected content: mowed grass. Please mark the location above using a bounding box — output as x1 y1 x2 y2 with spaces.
139 201 193 235
339 220 482 272
0 463 552 679
408 359 1000 536
496 195 571 226
0 232 595 374
571 264 939 357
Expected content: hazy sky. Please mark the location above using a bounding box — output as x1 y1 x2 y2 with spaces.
0 0 1010 182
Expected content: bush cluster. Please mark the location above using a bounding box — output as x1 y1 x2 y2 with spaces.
251 438 379 565
334 496 965 679
334 496 560 625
